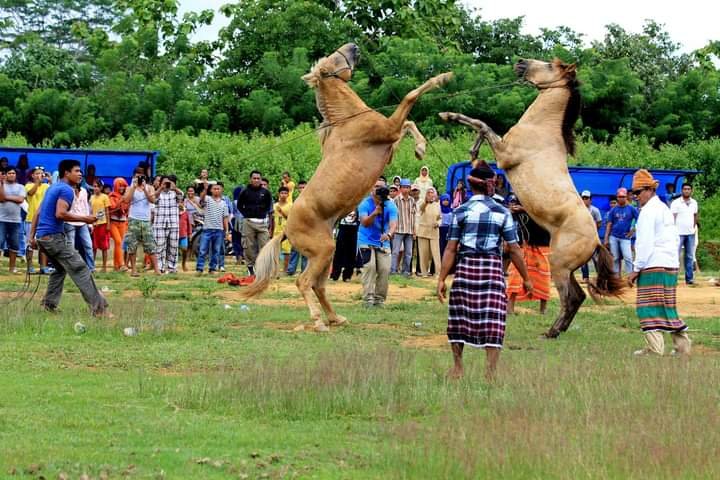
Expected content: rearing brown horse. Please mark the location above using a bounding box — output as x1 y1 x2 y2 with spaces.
440 59 624 338
242 43 453 332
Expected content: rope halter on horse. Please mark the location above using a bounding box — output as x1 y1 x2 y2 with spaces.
320 49 354 79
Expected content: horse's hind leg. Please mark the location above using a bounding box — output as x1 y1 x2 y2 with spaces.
295 231 338 332
313 261 347 327
559 272 586 332
546 268 586 338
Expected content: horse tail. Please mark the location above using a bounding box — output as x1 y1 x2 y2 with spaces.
240 234 284 299
589 244 625 298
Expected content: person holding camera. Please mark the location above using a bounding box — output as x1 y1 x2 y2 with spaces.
123 166 159 277
29 159 109 316
357 179 398 308
153 175 183 274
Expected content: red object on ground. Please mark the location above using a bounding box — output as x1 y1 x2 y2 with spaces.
217 273 255 286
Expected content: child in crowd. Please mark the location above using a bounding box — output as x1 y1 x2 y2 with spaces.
178 202 193 271
90 180 111 272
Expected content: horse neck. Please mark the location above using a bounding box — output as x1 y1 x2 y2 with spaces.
316 79 370 124
517 87 570 130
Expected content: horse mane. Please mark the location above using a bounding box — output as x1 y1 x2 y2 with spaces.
562 76 581 157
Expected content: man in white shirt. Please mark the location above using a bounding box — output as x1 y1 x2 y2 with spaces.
627 170 690 357
670 184 698 285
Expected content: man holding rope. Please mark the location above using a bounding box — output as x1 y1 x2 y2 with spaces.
437 163 532 381
30 159 110 317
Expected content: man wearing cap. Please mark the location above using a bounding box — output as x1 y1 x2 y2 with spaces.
603 187 638 276
580 190 602 283
391 178 416 276
437 163 532 381
388 185 399 200
627 169 691 356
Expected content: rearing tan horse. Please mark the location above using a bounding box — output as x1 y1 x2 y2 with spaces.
440 58 624 338
242 43 453 331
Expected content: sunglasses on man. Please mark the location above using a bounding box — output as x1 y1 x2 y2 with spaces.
631 187 651 196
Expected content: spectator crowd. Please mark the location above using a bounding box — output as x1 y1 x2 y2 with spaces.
0 155 704 374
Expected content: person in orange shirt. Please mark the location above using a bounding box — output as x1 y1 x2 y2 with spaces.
108 178 129 271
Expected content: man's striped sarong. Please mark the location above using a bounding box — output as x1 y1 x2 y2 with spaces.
636 267 687 332
506 245 551 301
448 254 507 348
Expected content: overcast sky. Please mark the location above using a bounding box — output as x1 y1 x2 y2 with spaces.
179 0 718 54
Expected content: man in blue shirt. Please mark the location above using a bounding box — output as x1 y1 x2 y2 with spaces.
30 159 109 316
357 179 398 308
603 187 639 275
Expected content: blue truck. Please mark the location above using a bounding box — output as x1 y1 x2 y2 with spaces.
0 147 158 185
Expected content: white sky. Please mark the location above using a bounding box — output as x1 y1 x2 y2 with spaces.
179 0 718 54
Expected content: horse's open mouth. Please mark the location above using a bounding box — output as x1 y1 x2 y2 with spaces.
514 61 528 78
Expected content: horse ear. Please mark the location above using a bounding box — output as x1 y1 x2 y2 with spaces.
565 63 577 74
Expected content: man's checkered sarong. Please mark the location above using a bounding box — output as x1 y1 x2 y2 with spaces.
448 253 507 349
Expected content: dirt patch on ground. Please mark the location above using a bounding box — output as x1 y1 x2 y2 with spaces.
402 335 447 351
216 277 432 306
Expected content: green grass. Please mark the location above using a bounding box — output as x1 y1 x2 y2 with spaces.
0 262 719 479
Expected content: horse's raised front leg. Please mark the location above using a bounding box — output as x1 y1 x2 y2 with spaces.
438 112 505 159
387 73 453 130
399 121 427 160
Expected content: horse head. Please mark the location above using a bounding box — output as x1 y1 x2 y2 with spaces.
515 58 577 90
302 43 360 88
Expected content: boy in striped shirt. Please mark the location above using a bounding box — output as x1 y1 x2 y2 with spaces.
196 182 229 274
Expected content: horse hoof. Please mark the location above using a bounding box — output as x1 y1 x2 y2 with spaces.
438 112 451 121
313 321 330 333
542 330 560 339
329 316 348 327
292 324 305 332
434 72 454 86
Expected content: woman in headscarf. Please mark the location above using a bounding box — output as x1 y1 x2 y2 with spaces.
108 177 129 271
417 187 441 277
505 194 552 315
414 165 433 199
439 193 453 255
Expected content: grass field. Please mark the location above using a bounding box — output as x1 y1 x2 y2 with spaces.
1 261 719 479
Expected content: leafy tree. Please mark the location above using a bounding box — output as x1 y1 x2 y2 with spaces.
589 21 691 101
0 0 118 52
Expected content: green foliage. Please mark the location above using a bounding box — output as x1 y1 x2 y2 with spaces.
0 263 719 477
137 276 159 298
1 1 719 147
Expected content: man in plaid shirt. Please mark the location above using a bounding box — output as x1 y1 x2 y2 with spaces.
437 163 532 381
153 175 183 273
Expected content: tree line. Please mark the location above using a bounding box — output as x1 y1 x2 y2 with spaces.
1 0 719 147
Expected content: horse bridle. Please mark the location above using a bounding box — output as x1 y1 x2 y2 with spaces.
518 61 572 90
321 49 354 79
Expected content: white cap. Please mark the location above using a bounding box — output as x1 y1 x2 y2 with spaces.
581 190 591 197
